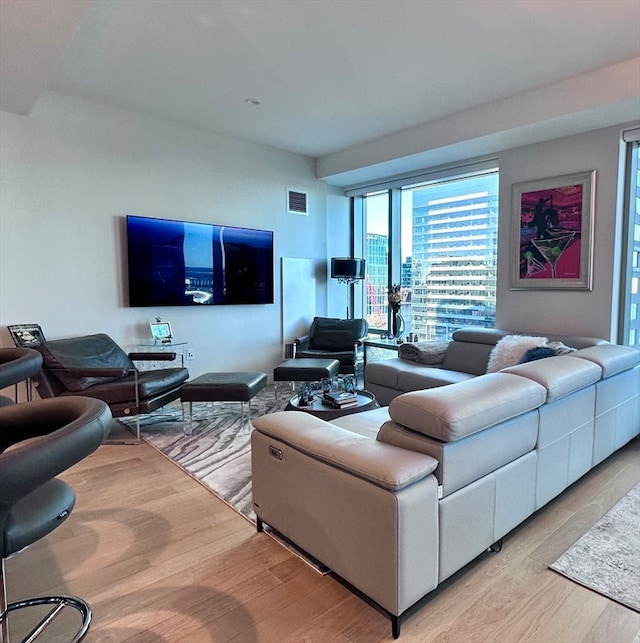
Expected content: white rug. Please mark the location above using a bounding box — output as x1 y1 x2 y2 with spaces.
550 482 640 612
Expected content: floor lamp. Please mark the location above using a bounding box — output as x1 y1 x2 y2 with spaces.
331 257 365 318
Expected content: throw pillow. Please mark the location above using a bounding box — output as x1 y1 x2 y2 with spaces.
519 346 557 363
546 340 577 355
486 334 548 373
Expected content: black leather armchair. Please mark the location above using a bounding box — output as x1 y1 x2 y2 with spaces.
0 396 112 642
293 316 368 379
28 333 189 440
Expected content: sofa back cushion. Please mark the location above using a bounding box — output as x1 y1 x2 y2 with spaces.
502 354 602 402
441 327 509 375
388 372 547 442
37 333 134 392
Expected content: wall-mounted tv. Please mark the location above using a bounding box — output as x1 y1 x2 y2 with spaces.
126 215 274 306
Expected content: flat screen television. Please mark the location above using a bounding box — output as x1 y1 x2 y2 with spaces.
126 215 274 306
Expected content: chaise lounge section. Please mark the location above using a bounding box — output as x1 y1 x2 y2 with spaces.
251 330 640 637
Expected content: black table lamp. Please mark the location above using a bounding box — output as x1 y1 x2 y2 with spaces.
331 257 365 317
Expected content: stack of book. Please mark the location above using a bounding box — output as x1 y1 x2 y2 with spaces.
322 390 359 409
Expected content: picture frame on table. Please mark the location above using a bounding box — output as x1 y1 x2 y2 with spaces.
150 321 173 343
8 324 46 347
510 170 595 291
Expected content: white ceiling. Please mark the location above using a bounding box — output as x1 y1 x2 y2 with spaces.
1 0 639 186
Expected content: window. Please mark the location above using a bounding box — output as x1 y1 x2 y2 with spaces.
355 164 498 341
620 134 640 348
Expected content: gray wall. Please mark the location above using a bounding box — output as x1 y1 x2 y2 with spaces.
0 92 342 377
496 125 631 341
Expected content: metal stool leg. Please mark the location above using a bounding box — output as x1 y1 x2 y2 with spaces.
1 559 91 643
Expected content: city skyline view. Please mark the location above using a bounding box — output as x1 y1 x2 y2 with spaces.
363 171 499 340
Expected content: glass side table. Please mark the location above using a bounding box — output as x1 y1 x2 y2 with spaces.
134 341 188 369
363 337 401 365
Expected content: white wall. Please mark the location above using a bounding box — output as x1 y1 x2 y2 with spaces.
496 124 634 341
0 92 342 377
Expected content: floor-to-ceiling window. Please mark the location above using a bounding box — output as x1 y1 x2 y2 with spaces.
354 161 498 340
620 131 640 348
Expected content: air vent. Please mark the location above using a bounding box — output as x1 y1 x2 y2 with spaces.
287 189 308 215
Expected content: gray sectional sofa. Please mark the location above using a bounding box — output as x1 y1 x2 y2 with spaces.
365 327 610 405
251 328 640 637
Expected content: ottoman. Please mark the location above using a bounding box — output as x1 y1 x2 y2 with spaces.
180 372 267 434
273 358 340 405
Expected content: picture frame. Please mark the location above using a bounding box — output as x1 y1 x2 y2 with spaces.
510 170 595 291
8 324 46 347
149 321 173 342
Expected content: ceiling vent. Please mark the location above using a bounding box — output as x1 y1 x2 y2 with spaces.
287 189 308 215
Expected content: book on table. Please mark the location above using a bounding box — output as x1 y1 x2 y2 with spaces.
322 391 358 408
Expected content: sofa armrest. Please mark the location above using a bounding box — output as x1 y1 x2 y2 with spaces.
252 411 437 490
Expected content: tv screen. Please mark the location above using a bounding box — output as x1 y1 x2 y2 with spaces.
126 215 274 306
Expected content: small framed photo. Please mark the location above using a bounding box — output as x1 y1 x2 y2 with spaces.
150 321 173 342
510 170 595 291
8 324 46 347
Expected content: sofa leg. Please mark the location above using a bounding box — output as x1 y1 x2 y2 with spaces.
391 614 401 638
488 538 503 553
256 516 263 533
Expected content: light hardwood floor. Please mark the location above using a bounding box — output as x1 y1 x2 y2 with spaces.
5 435 640 642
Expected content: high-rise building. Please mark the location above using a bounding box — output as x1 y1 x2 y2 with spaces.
411 174 498 339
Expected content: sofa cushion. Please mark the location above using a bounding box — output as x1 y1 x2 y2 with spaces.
397 367 474 391
486 335 548 373
571 344 640 378
388 373 547 442
37 334 134 392
502 355 602 402
366 358 474 392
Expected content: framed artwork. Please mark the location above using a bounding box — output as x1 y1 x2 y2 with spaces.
510 170 595 290
8 324 46 347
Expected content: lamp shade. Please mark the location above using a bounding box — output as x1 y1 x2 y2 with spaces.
331 257 365 281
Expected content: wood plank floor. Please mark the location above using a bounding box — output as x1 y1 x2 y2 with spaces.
5 436 640 642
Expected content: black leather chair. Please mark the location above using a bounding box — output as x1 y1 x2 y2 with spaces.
0 396 112 642
26 333 189 440
0 348 43 407
293 316 368 381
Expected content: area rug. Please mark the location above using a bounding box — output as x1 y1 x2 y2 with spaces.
549 482 640 612
120 387 329 573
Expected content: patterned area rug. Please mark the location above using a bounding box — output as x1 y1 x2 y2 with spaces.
124 387 287 521
550 482 640 612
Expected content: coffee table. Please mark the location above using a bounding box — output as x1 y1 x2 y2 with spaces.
285 390 378 420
